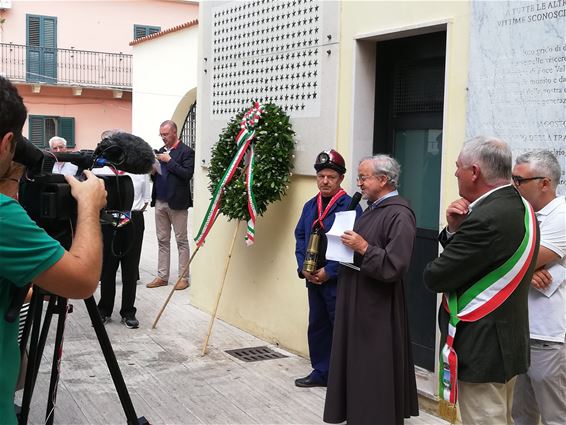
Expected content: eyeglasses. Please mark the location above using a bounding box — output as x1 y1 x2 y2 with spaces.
512 175 547 186
357 174 385 183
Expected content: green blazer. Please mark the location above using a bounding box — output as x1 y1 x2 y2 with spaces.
424 186 539 383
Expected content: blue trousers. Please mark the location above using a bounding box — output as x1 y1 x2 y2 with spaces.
307 280 337 383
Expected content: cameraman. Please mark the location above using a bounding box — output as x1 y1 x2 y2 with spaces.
0 76 107 423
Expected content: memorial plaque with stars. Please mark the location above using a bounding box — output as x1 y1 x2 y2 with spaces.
211 0 322 119
201 0 340 175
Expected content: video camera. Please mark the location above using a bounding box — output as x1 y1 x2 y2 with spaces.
8 133 154 425
12 132 155 246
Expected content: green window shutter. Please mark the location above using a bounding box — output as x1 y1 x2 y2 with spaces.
26 15 41 82
43 17 57 49
58 117 75 148
133 25 161 40
28 115 45 148
148 26 161 36
134 25 148 39
42 16 57 82
26 14 57 83
27 15 40 47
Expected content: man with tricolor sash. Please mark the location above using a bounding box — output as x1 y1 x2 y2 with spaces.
294 149 361 388
424 136 540 425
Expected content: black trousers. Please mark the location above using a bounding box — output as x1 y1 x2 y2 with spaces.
98 210 145 318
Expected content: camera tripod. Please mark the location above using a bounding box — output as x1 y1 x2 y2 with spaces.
18 287 148 425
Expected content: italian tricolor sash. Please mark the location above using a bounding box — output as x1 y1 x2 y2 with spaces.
438 197 537 423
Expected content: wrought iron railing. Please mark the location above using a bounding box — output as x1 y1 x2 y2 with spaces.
0 43 132 89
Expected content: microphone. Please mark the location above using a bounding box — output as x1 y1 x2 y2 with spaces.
50 133 155 174
50 150 96 171
93 132 155 174
348 192 362 210
303 192 361 274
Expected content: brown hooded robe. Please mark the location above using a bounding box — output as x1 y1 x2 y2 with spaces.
323 195 419 425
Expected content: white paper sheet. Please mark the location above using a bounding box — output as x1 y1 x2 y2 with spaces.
534 263 566 298
153 159 162 175
325 210 356 263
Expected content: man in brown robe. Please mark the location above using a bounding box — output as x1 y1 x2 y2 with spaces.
324 154 419 425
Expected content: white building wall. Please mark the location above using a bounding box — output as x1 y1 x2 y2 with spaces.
132 25 199 148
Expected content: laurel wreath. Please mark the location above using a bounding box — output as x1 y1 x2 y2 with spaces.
208 103 295 221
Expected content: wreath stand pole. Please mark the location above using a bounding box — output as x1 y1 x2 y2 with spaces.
201 220 241 356
151 245 201 329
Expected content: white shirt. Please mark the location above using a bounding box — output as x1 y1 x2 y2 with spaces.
528 196 566 342
129 174 151 211
51 162 78 176
92 167 151 212
468 184 512 212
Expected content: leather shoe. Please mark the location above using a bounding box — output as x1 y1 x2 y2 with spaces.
121 316 139 329
294 375 326 388
146 277 167 288
174 278 190 291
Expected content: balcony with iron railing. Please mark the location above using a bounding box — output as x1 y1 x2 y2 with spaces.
0 43 132 89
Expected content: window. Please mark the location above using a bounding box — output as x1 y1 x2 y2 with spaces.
133 25 161 40
28 115 75 149
26 14 57 83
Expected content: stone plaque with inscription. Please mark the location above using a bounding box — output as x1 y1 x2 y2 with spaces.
467 0 566 193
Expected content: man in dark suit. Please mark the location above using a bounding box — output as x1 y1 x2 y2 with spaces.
424 136 539 424
147 120 194 291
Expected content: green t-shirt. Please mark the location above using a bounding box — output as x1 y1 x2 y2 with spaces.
0 194 64 424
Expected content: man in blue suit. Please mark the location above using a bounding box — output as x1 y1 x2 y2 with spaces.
294 149 361 387
147 120 194 291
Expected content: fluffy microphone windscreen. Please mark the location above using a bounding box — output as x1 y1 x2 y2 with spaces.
95 133 155 174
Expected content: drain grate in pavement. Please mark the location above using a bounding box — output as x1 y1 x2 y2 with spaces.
226 346 288 362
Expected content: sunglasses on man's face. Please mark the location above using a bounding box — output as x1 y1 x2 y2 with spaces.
511 175 547 186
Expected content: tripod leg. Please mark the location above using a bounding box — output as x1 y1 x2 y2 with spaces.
19 292 55 425
45 297 70 425
84 296 146 425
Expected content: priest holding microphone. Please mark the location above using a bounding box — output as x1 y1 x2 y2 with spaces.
323 154 419 424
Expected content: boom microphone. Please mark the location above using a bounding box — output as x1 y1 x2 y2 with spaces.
50 150 96 171
52 133 155 174
93 132 155 174
348 192 362 210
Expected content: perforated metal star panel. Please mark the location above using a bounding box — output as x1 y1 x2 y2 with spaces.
200 0 340 175
211 0 322 118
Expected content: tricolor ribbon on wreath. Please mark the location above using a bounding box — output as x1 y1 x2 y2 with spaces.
194 102 263 248
438 197 537 424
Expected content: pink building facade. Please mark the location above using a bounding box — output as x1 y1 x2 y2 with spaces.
0 0 198 150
